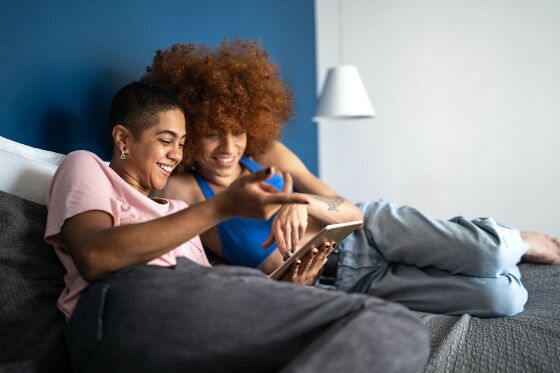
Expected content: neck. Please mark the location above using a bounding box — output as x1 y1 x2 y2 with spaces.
196 162 245 189
109 157 150 196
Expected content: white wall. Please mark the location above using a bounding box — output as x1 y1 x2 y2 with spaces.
316 0 560 236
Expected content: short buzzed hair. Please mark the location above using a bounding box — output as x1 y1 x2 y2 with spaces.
108 81 183 138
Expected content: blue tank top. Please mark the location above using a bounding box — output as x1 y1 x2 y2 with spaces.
194 156 284 268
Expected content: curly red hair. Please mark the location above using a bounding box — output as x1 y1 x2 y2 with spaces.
142 39 293 170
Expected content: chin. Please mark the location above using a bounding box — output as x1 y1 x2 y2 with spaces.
151 180 168 191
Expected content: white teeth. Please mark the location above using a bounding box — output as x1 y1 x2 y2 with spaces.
157 163 173 172
217 157 234 164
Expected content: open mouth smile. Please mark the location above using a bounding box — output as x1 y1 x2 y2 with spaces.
214 156 236 166
157 162 174 174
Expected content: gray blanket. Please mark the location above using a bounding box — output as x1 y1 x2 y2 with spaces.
420 263 560 373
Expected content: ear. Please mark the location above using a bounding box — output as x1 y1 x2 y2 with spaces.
112 124 130 152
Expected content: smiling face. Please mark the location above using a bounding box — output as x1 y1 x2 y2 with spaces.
193 129 247 184
115 109 186 195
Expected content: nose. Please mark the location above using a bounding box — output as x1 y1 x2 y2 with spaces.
168 142 183 162
219 133 236 153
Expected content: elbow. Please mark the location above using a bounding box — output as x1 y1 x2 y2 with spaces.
333 196 363 223
349 202 364 222
72 247 113 282
329 202 363 225
355 209 364 222
79 265 108 283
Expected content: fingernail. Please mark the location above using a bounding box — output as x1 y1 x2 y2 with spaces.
332 243 336 248
324 242 330 247
265 167 272 175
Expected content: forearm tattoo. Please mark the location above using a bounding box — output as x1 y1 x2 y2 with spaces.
310 195 344 211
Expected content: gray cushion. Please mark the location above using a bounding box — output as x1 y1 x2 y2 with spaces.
0 191 69 372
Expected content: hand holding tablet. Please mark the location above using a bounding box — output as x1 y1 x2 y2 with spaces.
280 241 334 285
269 220 363 281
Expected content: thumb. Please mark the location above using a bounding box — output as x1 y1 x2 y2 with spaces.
282 172 293 193
247 167 275 182
261 230 276 248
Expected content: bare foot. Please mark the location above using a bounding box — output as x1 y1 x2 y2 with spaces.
521 231 560 264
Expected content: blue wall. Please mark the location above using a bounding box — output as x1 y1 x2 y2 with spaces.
0 0 317 173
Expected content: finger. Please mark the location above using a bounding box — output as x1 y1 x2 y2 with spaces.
284 223 292 254
264 193 309 205
250 166 275 182
291 260 301 282
321 240 333 253
298 224 306 247
298 247 314 268
261 230 276 248
319 242 335 265
259 182 281 193
291 224 300 253
274 221 287 255
301 247 318 273
304 248 318 273
318 241 332 261
308 247 322 269
325 241 335 257
307 254 329 286
282 171 293 193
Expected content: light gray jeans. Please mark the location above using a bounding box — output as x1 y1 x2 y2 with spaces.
334 200 528 318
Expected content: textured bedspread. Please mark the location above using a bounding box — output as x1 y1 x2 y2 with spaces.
419 263 560 373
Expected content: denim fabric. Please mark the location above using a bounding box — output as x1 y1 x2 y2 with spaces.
335 200 528 317
66 258 429 373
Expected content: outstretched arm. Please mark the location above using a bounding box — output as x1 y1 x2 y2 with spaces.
62 167 308 282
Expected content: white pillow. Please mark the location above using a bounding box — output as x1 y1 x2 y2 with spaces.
0 136 65 205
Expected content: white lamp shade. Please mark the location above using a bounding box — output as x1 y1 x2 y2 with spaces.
315 65 375 120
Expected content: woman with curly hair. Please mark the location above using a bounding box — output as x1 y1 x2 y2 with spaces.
144 39 560 317
49 81 429 372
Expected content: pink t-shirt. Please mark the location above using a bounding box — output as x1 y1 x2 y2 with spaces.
45 150 210 318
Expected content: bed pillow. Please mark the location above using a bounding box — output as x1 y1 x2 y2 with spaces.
0 136 65 205
0 190 69 372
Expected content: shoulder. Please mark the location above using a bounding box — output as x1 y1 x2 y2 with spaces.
64 150 104 164
158 172 204 205
52 150 106 183
261 140 291 158
255 141 337 196
254 141 297 171
254 140 307 174
46 151 115 234
57 150 107 176
54 150 115 190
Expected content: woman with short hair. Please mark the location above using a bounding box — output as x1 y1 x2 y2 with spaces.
45 80 429 372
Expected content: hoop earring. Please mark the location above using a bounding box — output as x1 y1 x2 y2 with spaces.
121 150 127 160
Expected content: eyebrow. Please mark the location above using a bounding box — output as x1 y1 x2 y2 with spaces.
156 130 186 139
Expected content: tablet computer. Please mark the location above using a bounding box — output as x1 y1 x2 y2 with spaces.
269 220 363 280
